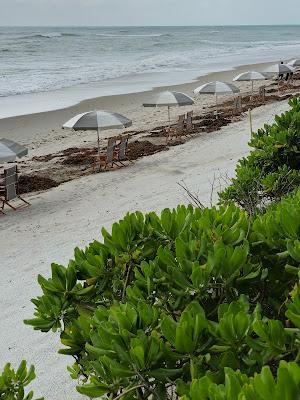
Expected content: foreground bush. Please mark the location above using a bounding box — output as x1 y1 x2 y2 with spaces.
220 97 300 214
182 361 300 399
24 188 300 398
0 361 43 400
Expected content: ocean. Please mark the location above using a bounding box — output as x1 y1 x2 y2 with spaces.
0 25 300 116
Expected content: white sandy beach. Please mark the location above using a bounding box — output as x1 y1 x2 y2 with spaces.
0 93 291 399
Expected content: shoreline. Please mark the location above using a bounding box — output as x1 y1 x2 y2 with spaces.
0 59 287 153
0 58 289 122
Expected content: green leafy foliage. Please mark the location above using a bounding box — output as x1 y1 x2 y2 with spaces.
220 97 300 214
24 188 300 398
0 361 43 400
181 361 300 400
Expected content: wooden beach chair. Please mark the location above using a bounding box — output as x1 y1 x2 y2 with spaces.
233 96 243 114
100 137 120 170
187 110 194 119
185 111 195 134
166 114 186 143
0 165 30 213
115 135 134 166
259 86 266 102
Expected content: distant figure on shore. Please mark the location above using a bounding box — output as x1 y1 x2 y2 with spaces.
279 61 284 80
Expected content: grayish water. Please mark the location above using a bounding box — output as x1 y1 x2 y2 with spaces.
1 25 300 97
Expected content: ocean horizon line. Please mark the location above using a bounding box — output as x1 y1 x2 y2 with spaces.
1 23 300 28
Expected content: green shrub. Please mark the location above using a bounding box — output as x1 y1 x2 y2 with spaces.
24 189 300 399
220 97 300 214
0 361 43 400
180 361 300 399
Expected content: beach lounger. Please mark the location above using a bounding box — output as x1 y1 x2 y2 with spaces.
0 165 30 213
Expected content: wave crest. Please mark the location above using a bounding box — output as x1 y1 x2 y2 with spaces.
96 33 167 38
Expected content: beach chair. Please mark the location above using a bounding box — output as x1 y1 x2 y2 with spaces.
187 110 194 119
166 114 186 143
115 135 133 166
185 111 194 134
259 85 266 102
99 137 119 170
0 165 30 213
233 96 242 114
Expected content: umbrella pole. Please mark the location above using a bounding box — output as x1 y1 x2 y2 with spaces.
168 106 171 128
97 128 101 171
248 108 253 137
215 94 218 119
251 80 254 95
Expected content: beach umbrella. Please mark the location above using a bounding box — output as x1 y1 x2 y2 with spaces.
143 91 194 127
288 59 300 68
263 64 295 93
0 138 28 163
63 110 132 169
233 71 267 93
194 81 240 112
263 63 295 77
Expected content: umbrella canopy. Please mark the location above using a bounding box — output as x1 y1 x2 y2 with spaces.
263 63 295 75
0 138 28 163
194 81 240 95
288 59 300 67
143 91 194 108
233 71 267 93
194 81 240 114
233 71 266 82
143 91 194 127
63 110 132 131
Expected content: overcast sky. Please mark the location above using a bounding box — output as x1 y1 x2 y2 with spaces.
0 0 299 26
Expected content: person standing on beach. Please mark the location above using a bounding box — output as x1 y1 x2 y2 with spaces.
279 61 284 80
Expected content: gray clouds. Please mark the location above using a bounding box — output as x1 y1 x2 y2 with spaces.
0 0 299 26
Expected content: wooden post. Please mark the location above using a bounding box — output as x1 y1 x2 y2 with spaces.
97 128 102 171
248 108 253 137
168 106 171 128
